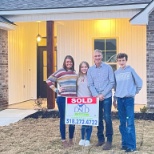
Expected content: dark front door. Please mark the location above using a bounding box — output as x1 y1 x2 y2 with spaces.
37 46 47 98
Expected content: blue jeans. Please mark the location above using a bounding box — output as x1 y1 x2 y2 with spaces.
81 125 92 141
117 97 136 150
56 96 75 140
97 97 113 142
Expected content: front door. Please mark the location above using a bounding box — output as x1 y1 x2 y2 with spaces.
37 46 47 98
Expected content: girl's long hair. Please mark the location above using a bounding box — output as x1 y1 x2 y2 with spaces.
63 55 75 71
78 61 90 77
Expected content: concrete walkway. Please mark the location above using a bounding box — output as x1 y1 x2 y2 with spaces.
0 109 37 126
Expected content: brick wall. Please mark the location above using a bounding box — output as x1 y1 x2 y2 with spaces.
0 29 8 110
147 11 154 111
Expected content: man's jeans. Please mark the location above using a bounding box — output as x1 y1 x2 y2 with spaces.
81 125 92 140
117 97 136 150
97 97 113 142
56 96 75 140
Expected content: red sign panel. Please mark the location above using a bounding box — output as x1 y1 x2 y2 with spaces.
67 97 97 104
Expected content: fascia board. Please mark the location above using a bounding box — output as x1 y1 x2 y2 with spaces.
0 4 147 15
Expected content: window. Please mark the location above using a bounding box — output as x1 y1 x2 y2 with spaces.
94 38 117 71
43 50 47 81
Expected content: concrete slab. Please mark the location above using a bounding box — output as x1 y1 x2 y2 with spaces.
0 109 37 126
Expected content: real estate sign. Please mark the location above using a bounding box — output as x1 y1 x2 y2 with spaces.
65 97 99 126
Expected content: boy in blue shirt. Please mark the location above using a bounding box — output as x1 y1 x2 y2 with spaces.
113 53 142 152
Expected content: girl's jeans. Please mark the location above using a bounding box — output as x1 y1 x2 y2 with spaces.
81 125 92 140
56 96 75 140
117 97 136 150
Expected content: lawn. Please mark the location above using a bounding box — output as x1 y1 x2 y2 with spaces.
0 118 154 154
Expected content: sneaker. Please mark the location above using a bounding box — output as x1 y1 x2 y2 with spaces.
102 142 112 150
95 141 105 147
62 140 69 148
68 139 74 147
79 139 85 146
84 140 90 146
121 146 128 150
125 148 136 152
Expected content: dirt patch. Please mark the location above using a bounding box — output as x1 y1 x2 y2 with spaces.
0 118 154 154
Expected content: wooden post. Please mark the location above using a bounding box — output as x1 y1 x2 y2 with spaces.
46 21 55 109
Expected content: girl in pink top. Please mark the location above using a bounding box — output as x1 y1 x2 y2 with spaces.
77 61 92 146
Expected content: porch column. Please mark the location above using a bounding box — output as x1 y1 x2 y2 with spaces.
147 11 154 112
47 21 55 109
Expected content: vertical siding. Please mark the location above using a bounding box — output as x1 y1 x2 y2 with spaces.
8 22 46 104
57 19 146 104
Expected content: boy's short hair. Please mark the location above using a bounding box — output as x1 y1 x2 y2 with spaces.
116 53 128 61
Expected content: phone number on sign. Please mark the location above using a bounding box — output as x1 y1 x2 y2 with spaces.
65 118 98 125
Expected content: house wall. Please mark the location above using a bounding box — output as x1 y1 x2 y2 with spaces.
8 22 46 104
0 29 8 109
7 19 147 105
147 11 154 110
57 19 147 104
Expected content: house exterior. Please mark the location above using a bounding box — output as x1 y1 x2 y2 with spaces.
0 0 154 111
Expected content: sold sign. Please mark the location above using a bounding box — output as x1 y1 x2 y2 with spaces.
65 97 99 126
67 97 97 104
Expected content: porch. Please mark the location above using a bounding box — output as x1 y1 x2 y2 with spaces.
7 19 147 109
7 100 145 112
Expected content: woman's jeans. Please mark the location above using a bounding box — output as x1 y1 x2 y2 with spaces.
56 96 75 140
81 125 92 141
117 97 136 150
97 97 113 142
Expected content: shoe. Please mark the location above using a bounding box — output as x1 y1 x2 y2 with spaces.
125 148 136 152
121 146 128 150
68 139 74 147
102 142 112 150
62 140 69 148
95 141 105 147
79 139 85 146
84 140 90 146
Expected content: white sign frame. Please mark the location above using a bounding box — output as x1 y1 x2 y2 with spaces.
65 97 99 126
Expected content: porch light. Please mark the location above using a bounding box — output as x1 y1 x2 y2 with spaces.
36 21 42 42
36 34 42 42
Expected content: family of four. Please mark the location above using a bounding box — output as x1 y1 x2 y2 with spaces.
46 49 142 153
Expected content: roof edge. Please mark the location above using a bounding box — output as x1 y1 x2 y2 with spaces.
0 16 16 30
0 22 16 30
130 0 154 25
0 4 148 15
0 16 16 25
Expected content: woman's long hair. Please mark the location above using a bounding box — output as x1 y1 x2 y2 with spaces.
63 55 75 71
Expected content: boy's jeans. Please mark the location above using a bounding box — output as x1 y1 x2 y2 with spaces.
97 97 113 142
81 125 92 140
117 97 136 150
56 96 75 140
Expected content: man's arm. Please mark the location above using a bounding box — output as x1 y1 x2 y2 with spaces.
101 65 115 97
87 68 98 97
113 74 117 108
